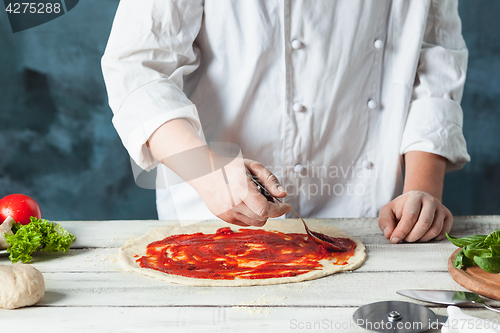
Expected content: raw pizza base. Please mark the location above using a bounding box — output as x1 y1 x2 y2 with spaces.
118 219 366 287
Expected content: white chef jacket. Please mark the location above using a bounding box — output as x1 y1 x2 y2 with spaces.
102 0 470 220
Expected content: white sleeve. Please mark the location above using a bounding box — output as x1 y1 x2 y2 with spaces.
101 0 204 171
400 0 470 172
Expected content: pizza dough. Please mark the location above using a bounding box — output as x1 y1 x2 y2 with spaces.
119 219 366 286
0 263 45 309
0 216 15 250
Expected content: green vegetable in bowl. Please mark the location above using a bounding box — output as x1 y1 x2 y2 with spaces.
4 217 76 263
447 229 500 274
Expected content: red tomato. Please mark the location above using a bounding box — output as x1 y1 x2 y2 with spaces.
0 194 42 225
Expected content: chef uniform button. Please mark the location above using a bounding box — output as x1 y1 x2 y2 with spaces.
367 100 378 109
291 39 303 50
374 39 384 49
294 164 305 174
363 161 374 169
293 102 305 112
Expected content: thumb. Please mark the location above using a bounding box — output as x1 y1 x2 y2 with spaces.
246 160 287 198
378 204 397 239
265 174 287 198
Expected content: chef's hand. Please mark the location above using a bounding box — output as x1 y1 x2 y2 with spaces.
378 151 452 243
190 159 291 227
378 191 453 243
147 119 290 227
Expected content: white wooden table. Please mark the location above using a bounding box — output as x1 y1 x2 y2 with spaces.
1 216 500 333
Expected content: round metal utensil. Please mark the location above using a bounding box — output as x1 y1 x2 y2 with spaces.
353 301 439 333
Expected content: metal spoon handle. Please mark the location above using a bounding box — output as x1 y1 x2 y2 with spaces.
272 197 311 234
246 173 308 229
481 302 500 314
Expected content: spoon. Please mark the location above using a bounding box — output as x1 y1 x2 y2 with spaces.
246 173 349 252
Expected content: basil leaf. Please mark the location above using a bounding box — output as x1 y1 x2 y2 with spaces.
484 230 500 246
463 241 492 258
473 256 500 274
446 234 487 248
490 244 500 256
453 249 475 269
463 248 491 258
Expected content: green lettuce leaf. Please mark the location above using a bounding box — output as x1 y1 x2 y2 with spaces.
4 217 76 263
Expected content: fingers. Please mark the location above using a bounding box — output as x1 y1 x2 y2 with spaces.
245 160 287 198
385 191 454 244
436 208 453 240
217 160 290 227
417 208 445 242
378 204 397 239
390 193 422 243
218 210 264 227
222 196 290 227
242 185 291 222
404 200 436 242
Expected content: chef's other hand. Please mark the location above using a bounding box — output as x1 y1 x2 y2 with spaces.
190 159 290 227
378 191 453 243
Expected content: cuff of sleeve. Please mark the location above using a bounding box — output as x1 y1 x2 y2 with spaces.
400 97 470 172
112 80 203 171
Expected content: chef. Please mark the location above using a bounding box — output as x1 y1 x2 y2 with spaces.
102 0 469 243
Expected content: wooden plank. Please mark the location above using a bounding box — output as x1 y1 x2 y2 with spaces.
28 271 498 307
56 220 168 248
450 216 500 237
0 307 392 333
5 305 500 333
56 219 389 248
54 216 500 248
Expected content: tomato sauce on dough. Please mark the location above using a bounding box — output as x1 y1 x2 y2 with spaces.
137 227 356 280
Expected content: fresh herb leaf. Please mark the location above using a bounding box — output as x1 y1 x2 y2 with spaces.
473 256 500 274
463 242 492 258
453 249 465 269
4 217 76 263
446 233 487 247
447 229 500 273
484 230 500 246
453 248 475 269
490 244 500 256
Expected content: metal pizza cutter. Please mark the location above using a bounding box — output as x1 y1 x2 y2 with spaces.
353 301 447 333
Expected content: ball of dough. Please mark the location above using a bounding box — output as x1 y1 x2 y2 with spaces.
0 263 45 309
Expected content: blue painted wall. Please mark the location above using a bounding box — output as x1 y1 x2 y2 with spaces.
444 1 500 215
0 0 157 220
0 0 498 220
